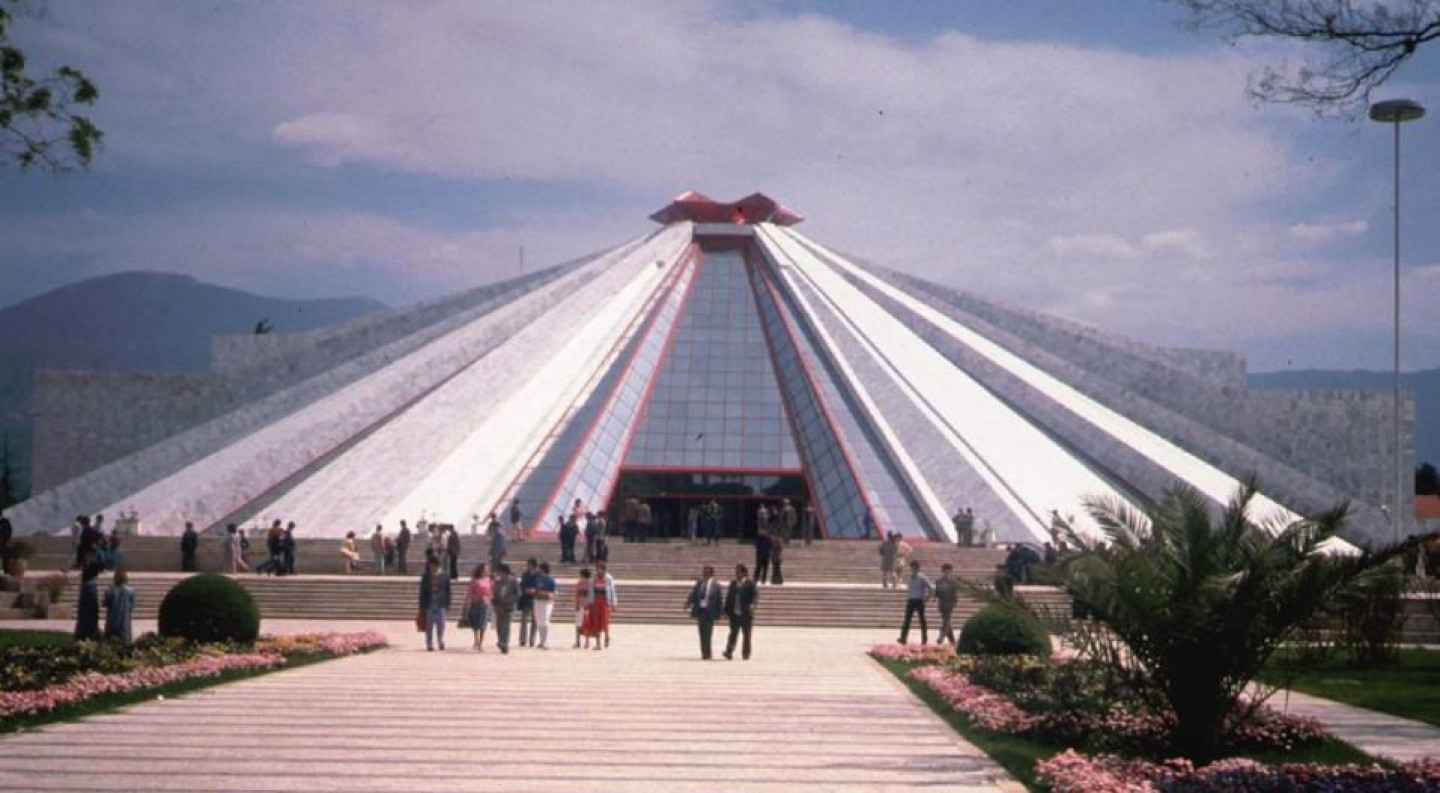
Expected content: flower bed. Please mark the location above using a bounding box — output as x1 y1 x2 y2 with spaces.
1036 749 1440 793
0 631 387 722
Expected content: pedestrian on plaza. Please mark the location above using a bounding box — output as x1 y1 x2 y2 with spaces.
509 497 525 538
707 500 723 544
396 520 411 574
371 525 387 575
237 527 251 569
583 511 600 562
637 500 653 542
419 556 451 651
992 563 1015 598
559 514 578 563
754 528 772 585
461 563 492 651
283 522 297 575
74 561 103 641
769 530 785 585
531 562 556 649
446 525 461 580
584 560 616 649
934 563 960 645
256 520 285 575
622 495 639 542
491 563 520 654
228 524 251 574
898 560 933 645
780 499 797 544
685 564 724 660
592 532 609 563
574 568 593 649
340 531 361 574
180 521 199 572
487 513 506 571
953 507 975 547
862 509 879 540
103 569 136 644
724 563 758 660
801 504 815 546
518 558 539 647
755 503 770 538
879 532 898 589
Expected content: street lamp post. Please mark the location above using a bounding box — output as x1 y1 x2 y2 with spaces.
1368 98 1426 542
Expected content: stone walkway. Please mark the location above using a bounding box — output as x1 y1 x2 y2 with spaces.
0 621 1014 792
1267 687 1440 763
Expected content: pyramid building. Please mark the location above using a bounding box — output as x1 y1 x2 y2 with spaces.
12 193 1409 545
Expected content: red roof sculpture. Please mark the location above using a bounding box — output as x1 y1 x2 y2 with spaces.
649 191 804 226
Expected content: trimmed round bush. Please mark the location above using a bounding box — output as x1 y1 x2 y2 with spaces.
957 603 1051 656
158 574 261 644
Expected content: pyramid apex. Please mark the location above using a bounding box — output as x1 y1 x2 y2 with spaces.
649 191 804 226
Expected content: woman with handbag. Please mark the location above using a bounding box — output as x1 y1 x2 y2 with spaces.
460 563 493 651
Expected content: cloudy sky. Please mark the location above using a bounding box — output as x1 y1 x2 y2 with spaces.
2 0 1437 371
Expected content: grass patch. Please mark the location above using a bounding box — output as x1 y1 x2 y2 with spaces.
1240 736 1380 767
0 630 74 650
1261 648 1440 727
878 657 1055 792
0 651 343 735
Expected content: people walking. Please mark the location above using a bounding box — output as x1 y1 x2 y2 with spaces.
801 504 815 546
518 558 539 648
461 563 492 651
371 525 387 575
491 563 520 654
724 564 758 660
583 560 616 649
74 562 102 641
935 563 960 645
396 520 411 574
685 565 724 660
180 521 199 572
953 507 975 547
754 529 772 585
879 532 898 588
531 562 556 649
419 556 451 651
103 569 136 643
898 560 934 645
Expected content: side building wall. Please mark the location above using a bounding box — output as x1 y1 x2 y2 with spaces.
31 371 234 493
873 267 1407 530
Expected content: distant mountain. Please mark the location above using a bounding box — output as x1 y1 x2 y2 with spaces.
0 271 386 499
1248 367 1440 469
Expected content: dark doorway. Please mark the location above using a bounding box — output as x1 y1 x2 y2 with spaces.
609 470 807 539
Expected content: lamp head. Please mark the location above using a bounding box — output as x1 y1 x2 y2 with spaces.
1369 98 1426 123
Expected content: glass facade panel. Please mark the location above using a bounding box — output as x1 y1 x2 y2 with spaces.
622 249 801 471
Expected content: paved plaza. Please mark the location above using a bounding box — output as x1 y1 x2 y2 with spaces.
0 621 1015 792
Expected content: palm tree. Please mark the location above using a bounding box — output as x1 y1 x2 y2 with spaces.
1061 479 1414 763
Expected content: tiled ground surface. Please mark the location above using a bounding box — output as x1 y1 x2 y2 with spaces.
0 621 1015 792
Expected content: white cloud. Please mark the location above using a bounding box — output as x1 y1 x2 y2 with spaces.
13 1 1432 368
1287 219 1369 244
1048 232 1141 259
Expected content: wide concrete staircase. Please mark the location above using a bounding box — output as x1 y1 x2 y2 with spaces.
19 535 1074 629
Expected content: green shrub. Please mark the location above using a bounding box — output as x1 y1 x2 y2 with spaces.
157 574 260 644
957 603 1052 656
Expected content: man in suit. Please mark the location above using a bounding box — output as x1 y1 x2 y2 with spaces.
724 564 759 660
684 565 724 660
179 521 199 572
395 520 411 574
